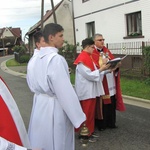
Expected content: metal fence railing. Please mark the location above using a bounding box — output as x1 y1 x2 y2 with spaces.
107 41 150 56
105 41 150 77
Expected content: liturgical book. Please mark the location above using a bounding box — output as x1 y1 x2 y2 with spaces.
107 55 127 69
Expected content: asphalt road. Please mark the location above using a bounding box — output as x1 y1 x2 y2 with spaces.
0 55 150 150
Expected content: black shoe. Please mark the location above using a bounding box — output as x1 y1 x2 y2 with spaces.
108 125 118 129
91 132 99 138
80 136 97 143
98 128 106 131
88 136 97 143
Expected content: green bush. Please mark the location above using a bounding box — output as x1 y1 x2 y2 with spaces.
142 46 150 75
13 45 27 55
19 55 30 63
59 41 78 73
142 46 150 85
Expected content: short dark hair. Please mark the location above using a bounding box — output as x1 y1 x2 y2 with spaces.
33 31 43 47
33 31 43 45
82 38 94 49
43 23 64 43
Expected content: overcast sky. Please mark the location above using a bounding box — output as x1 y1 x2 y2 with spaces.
0 0 61 39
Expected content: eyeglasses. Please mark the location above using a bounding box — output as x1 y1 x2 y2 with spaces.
96 39 105 42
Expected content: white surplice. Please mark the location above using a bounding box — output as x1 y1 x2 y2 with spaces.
100 53 116 96
0 137 27 150
26 47 86 150
74 63 105 100
106 72 116 96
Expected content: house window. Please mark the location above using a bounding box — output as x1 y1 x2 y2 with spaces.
86 21 95 38
126 11 142 37
82 0 89 3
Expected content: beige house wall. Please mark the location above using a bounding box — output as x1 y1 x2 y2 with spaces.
43 0 74 44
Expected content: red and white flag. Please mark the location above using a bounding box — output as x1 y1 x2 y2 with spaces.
0 77 30 148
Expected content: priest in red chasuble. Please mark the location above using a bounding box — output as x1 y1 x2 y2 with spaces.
92 34 126 131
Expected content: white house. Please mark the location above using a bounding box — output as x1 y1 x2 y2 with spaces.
73 0 150 54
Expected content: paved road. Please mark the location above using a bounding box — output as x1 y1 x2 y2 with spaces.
0 55 150 150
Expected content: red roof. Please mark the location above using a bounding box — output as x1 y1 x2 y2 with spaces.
0 27 21 38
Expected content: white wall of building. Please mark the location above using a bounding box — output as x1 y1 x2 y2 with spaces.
73 0 150 46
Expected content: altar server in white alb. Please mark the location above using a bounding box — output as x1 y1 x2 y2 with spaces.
74 38 110 142
26 23 86 150
26 30 48 144
0 77 30 148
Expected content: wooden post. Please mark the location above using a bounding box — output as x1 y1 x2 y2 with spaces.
50 0 57 23
41 0 44 30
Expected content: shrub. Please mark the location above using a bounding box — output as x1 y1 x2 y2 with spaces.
59 41 78 73
19 55 30 63
13 45 27 55
142 46 150 75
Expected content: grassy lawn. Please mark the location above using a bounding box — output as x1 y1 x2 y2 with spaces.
6 58 150 100
70 73 150 100
6 58 27 67
120 77 150 100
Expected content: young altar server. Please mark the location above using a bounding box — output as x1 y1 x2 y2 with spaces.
74 38 110 142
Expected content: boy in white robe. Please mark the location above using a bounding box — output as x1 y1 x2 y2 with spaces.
26 23 86 150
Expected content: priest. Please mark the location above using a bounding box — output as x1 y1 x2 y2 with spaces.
92 34 126 130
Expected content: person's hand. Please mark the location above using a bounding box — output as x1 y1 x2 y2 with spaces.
110 61 121 72
116 61 121 68
102 58 109 64
99 63 111 72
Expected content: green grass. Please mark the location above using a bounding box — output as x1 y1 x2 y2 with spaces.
120 77 150 100
70 73 150 100
7 58 150 100
6 58 27 67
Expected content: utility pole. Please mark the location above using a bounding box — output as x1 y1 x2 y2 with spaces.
50 0 57 23
41 0 44 30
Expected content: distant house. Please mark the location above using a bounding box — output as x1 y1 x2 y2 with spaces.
25 0 74 55
0 27 22 55
73 0 150 53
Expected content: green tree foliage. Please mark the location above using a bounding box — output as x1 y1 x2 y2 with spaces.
13 45 29 63
59 41 79 73
142 46 150 84
13 45 27 55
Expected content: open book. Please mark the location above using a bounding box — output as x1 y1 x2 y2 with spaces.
106 55 127 69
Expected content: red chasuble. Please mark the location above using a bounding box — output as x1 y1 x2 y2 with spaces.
0 77 29 147
92 47 125 111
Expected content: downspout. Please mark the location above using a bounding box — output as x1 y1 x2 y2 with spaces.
71 0 76 45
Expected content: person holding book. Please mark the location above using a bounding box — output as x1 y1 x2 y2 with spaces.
74 38 110 142
92 34 126 131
